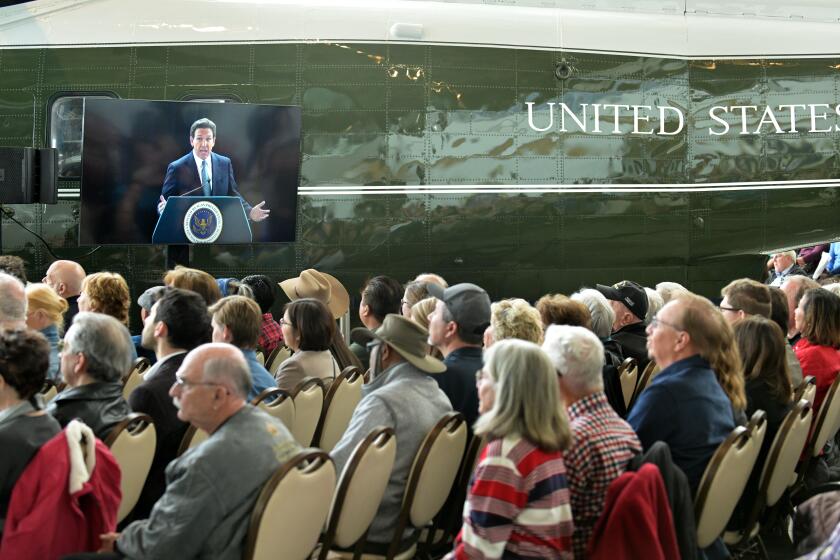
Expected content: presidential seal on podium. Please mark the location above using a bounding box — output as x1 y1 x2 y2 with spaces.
183 201 223 243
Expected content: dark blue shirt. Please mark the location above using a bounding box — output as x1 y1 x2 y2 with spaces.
435 346 482 429
627 354 735 495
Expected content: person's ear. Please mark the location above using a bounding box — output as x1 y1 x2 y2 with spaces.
222 325 233 343
444 320 458 339
154 321 168 339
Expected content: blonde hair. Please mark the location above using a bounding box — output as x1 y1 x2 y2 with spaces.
475 339 571 452
209 295 262 349
26 282 68 332
410 297 437 330
491 298 544 344
164 266 221 305
674 293 747 411
81 272 130 326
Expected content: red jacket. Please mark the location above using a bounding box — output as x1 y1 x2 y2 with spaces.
0 426 121 560
794 339 840 414
587 463 680 560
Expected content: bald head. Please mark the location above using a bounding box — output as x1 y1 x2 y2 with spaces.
43 260 86 298
186 343 252 399
414 273 448 289
0 272 26 327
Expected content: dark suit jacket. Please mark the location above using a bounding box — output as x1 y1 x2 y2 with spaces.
161 151 252 214
127 352 188 521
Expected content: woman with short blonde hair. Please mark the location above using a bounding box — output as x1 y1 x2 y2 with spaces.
79 272 131 326
163 266 221 305
448 339 573 559
487 298 544 347
25 283 68 381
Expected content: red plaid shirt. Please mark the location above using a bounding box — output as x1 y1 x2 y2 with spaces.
259 313 283 353
565 391 642 559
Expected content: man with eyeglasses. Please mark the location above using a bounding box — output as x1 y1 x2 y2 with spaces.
97 343 300 560
626 295 736 495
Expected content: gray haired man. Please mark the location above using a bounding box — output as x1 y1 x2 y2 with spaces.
0 271 26 329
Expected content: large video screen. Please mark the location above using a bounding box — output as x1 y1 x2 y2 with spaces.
80 98 301 245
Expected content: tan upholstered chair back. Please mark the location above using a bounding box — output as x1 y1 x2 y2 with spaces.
177 425 209 456
694 411 766 548
794 376 817 407
252 388 296 432
315 367 364 451
256 350 265 366
322 427 397 553
105 413 157 522
762 400 812 507
244 450 336 560
122 357 151 400
806 374 840 458
39 381 58 403
267 346 292 375
618 357 638 410
290 378 325 446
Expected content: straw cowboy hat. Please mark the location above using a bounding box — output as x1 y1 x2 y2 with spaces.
279 269 350 319
351 314 446 374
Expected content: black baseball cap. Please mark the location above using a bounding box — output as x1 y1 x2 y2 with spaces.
596 280 648 321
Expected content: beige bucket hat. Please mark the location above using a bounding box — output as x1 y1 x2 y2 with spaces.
279 269 350 319
351 314 446 374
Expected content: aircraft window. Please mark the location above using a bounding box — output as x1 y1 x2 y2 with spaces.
49 94 116 179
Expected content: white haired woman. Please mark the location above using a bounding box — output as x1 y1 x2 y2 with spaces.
446 339 574 560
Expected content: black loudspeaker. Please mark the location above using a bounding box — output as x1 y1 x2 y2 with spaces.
0 147 58 204
0 147 35 204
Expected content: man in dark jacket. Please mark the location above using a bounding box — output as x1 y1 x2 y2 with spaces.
128 287 211 519
48 312 132 439
596 280 650 372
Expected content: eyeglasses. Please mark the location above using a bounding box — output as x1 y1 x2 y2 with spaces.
718 305 740 313
649 316 684 332
173 374 224 391
279 317 293 328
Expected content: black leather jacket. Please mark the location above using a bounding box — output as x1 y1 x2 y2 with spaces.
47 381 130 440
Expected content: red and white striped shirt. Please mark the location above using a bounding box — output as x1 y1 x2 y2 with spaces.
448 435 574 560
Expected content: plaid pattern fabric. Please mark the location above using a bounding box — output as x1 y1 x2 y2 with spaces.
565 392 642 559
259 313 283 353
448 436 574 560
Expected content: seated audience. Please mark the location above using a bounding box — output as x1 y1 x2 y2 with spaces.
0 255 26 283
241 274 283 353
793 288 840 414
767 250 806 286
596 280 650 370
129 287 211 520
97 343 301 559
279 269 362 370
24 283 68 381
427 282 491 428
79 272 131 327
536 293 592 330
401 279 432 317
825 242 840 278
730 316 793 529
0 272 26 330
42 259 86 331
644 287 664 325
797 244 830 275
163 265 221 305
542 325 641 559
627 294 738 494
332 314 451 550
0 329 61 536
782 275 821 345
447 339 574 559
47 312 132 439
350 275 403 365
655 281 689 304
570 288 626 414
209 296 277 401
132 286 166 364
275 298 339 392
484 298 543 348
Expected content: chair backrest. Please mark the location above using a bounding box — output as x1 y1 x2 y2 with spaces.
244 450 337 560
618 357 638 410
805 372 840 458
39 380 58 403
314 366 364 451
321 428 397 554
383 413 466 558
256 350 266 366
251 388 296 432
794 376 817 407
104 413 157 522
694 411 767 548
290 377 325 446
268 346 293 375
122 357 151 400
761 400 813 507
177 425 209 456
629 360 659 410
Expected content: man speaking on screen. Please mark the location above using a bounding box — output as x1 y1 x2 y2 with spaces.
158 118 270 222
